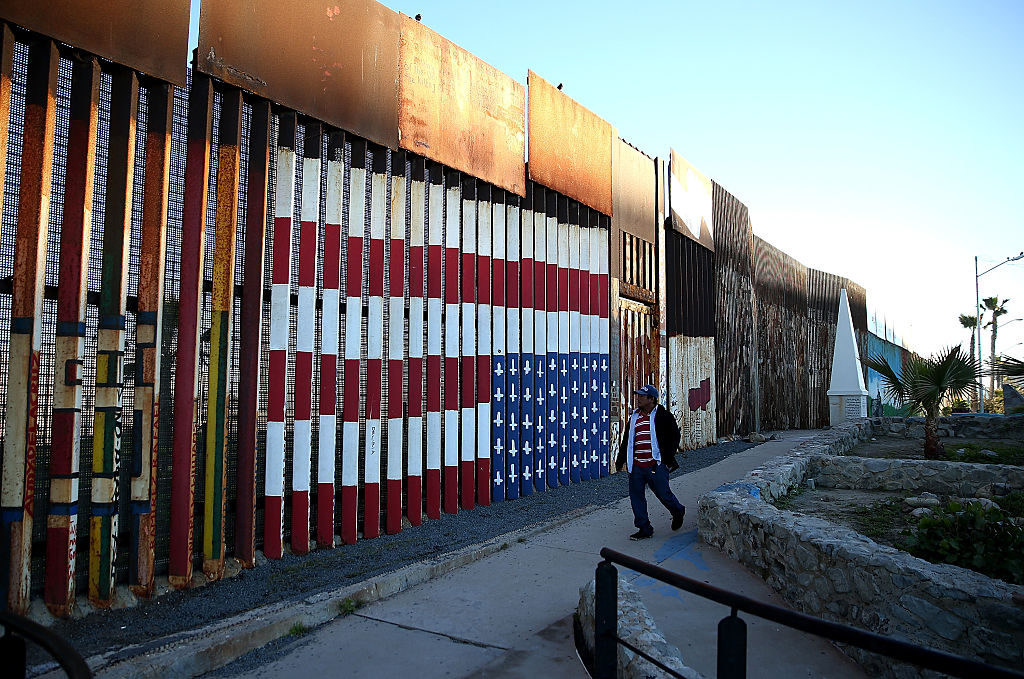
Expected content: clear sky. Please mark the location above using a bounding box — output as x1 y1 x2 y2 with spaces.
189 0 1024 360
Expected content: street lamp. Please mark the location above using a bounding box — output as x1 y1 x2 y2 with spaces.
976 251 1024 413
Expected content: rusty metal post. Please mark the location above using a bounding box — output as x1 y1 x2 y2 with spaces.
202 86 241 581
89 65 139 608
0 24 13 217
129 77 173 598
44 52 99 617
169 71 212 588
235 98 271 567
1 36 58 615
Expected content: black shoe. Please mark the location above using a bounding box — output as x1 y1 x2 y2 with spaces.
629 530 653 541
671 508 686 531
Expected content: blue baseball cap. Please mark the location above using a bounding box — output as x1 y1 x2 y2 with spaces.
634 384 659 399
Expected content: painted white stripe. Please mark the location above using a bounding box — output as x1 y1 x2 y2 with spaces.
318 414 336 478
409 303 424 357
275 149 296 215
293 420 312 491
368 297 384 359
389 297 403 360
445 410 458 468
365 420 381 484
296 287 315 352
408 419 423 476
265 422 286 496
477 402 491 459
344 299 362 360
269 284 290 350
427 299 442 355
426 411 442 469
388 418 403 480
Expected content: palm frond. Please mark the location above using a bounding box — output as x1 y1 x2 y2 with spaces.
862 353 910 405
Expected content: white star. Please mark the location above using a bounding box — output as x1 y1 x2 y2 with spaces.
524 360 531 375
494 387 504 402
523 413 532 430
510 413 518 431
560 362 567 377
560 388 568 405
493 438 504 457
523 464 532 480
510 360 518 376
510 382 518 402
494 362 504 377
494 472 503 486
509 464 516 481
509 439 518 457
494 411 503 428
571 455 578 468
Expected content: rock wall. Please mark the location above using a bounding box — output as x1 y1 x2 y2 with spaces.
698 423 1024 678
871 413 1024 441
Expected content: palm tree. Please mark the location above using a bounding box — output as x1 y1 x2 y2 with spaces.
991 355 1024 390
959 313 978 408
982 296 1010 395
863 345 979 458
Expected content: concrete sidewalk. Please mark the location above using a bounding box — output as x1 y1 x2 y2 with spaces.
197 431 865 679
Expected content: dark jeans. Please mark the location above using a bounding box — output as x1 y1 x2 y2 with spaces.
628 463 685 533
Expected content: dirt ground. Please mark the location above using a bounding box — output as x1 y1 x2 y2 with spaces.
780 487 913 550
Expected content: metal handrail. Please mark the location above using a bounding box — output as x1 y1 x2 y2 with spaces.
595 547 1024 679
0 610 92 679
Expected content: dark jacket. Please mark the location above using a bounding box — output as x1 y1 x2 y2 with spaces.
616 405 682 472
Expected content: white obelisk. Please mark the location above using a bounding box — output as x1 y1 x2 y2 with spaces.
827 288 868 425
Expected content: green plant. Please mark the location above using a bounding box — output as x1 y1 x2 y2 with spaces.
994 491 1024 517
863 345 980 458
771 486 805 510
904 501 1024 585
338 597 359 615
289 622 311 636
942 441 1024 465
985 388 1004 415
853 498 903 539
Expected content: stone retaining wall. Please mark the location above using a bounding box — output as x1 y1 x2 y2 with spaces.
871 413 1024 441
698 422 1024 678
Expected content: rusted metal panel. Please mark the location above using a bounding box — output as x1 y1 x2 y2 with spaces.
398 16 524 196
0 0 189 85
612 138 655 241
668 149 714 251
198 0 400 149
807 268 844 427
712 181 756 437
667 336 716 450
527 70 612 216
666 229 714 338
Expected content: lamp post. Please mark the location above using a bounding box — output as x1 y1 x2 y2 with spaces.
976 252 1024 413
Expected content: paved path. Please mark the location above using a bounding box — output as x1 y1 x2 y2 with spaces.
208 431 865 678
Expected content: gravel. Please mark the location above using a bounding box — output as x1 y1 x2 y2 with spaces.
34 439 755 666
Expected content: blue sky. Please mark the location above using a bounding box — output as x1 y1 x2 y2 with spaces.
190 0 1024 359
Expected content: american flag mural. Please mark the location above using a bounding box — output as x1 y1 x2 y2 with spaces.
544 194 560 487
567 214 582 486
443 170 461 514
425 166 444 520
490 192 506 502
460 178 477 510
519 188 534 496
364 147 388 539
532 188 547 492
407 157 426 526
386 152 407 535
504 195 521 500
575 223 590 482
598 225 612 475
476 185 492 506
556 202 571 486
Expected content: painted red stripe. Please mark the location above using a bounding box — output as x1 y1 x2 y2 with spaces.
291 491 310 554
600 274 610 317
388 360 403 418
536 261 547 310
445 249 460 304
476 459 490 507
340 486 357 544
390 241 404 297
317 483 334 545
386 479 402 534
366 359 382 419
323 222 341 290
461 253 475 301
50 411 76 475
580 270 591 315
521 259 533 306
268 351 287 420
445 357 459 409
342 358 361 421
426 355 442 410
368 239 385 296
570 266 581 311
445 467 459 514
558 268 569 311
426 469 441 519
408 358 423 415
294 352 313 420
263 496 283 559
591 273 601 316
547 262 558 309
347 236 363 295
409 246 424 296
407 476 422 526
506 261 519 307
477 355 490 402
298 220 317 286
364 483 380 539
492 258 505 305
319 354 337 414
460 460 474 510
44 525 71 606
273 216 292 284
477 256 490 305
461 357 474 408
427 245 442 297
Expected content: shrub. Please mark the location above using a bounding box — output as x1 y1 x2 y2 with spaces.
994 491 1024 517
904 501 1024 585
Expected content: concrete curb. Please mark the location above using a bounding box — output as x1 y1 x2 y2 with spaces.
34 507 595 679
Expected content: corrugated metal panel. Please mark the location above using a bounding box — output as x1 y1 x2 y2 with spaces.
197 0 401 150
806 268 844 427
398 16 524 196
668 149 714 251
527 70 612 216
666 230 714 337
0 0 189 85
712 181 755 436
667 336 716 449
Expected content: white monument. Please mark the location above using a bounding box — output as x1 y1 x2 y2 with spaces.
827 288 868 425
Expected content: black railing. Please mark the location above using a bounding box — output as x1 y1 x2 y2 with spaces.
594 547 1024 679
0 610 92 679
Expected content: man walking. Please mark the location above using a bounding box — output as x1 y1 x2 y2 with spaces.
616 385 686 540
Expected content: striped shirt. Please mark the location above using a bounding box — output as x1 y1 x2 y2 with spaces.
632 412 655 467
